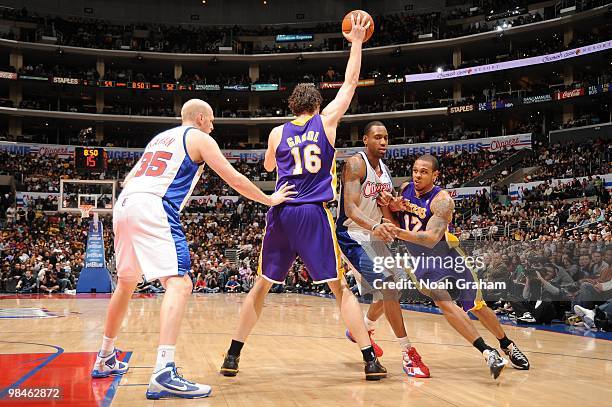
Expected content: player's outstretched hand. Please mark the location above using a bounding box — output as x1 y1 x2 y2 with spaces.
372 220 397 243
376 191 393 207
342 12 370 44
267 182 297 206
387 196 407 212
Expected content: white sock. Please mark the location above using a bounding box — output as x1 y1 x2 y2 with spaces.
99 336 116 357
154 345 176 373
397 336 411 352
364 315 376 331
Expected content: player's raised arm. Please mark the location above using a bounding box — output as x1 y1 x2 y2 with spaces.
190 129 295 206
321 13 370 130
343 156 395 242
395 191 454 249
264 126 282 172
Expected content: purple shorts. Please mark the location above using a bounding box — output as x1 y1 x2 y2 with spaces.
259 203 342 284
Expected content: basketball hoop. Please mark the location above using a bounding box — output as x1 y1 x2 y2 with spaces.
79 204 94 219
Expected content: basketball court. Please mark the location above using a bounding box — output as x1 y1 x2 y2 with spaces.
1 293 610 406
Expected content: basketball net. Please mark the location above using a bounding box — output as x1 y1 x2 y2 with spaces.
79 204 94 219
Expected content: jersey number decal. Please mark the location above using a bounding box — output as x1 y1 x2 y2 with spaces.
290 144 321 175
404 214 423 232
134 151 173 177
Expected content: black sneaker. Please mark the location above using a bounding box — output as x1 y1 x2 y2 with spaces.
483 349 508 380
220 354 240 377
364 358 387 381
502 343 530 370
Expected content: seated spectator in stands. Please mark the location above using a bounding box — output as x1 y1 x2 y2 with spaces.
15 269 37 293
590 251 609 277
136 277 164 293
574 267 612 308
225 275 240 293
39 270 59 294
194 274 207 292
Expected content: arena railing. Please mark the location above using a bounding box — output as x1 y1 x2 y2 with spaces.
0 5 607 62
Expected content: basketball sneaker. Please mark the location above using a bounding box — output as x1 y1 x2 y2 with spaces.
502 342 530 370
364 357 387 381
483 349 507 380
220 354 240 377
146 362 212 400
345 329 383 357
91 349 129 378
402 347 430 378
573 305 596 330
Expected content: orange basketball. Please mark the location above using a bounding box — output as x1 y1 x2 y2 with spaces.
342 10 374 43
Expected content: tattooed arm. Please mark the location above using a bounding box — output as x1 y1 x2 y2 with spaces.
395 191 454 249
343 155 396 242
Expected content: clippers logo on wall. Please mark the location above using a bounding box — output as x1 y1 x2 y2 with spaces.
554 88 585 100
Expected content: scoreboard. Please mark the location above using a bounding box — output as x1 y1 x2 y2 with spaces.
74 147 108 172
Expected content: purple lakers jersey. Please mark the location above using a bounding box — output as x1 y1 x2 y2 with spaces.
400 182 449 255
275 114 337 204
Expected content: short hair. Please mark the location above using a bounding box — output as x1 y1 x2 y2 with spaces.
415 154 439 171
363 121 385 135
288 83 323 116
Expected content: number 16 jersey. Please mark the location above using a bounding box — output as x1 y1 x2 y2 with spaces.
275 114 337 204
120 125 205 212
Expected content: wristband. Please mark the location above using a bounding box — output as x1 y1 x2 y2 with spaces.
371 223 381 231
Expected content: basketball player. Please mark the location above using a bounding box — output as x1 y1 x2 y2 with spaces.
336 121 430 378
90 99 295 400
220 13 388 381
381 154 530 379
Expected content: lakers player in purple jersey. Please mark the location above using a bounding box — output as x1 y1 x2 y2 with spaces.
337 121 431 378
380 154 530 379
221 13 387 381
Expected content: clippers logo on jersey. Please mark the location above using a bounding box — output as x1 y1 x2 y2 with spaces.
275 115 336 204
337 151 393 239
362 180 393 198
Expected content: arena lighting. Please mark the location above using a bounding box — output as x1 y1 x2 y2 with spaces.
437 67 443 73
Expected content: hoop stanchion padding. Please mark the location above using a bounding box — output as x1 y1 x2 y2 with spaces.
76 219 113 293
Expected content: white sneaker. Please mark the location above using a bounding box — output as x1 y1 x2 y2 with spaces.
146 362 212 400
91 349 129 378
517 312 536 323
573 305 596 329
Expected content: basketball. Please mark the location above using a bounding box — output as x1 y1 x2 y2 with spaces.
342 10 374 42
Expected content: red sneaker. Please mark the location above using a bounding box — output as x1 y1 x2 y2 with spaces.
345 329 383 358
402 347 430 378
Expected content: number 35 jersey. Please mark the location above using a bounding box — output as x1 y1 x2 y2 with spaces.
275 114 337 204
120 125 205 212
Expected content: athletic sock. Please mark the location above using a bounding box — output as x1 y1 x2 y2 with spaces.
498 335 513 350
361 345 376 362
364 315 376 331
154 345 176 373
472 337 494 354
228 339 244 357
99 335 116 357
397 336 411 351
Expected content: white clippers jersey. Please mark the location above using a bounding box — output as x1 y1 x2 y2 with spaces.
336 151 393 241
120 125 205 212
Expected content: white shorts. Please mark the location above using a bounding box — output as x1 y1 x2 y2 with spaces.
113 193 190 282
